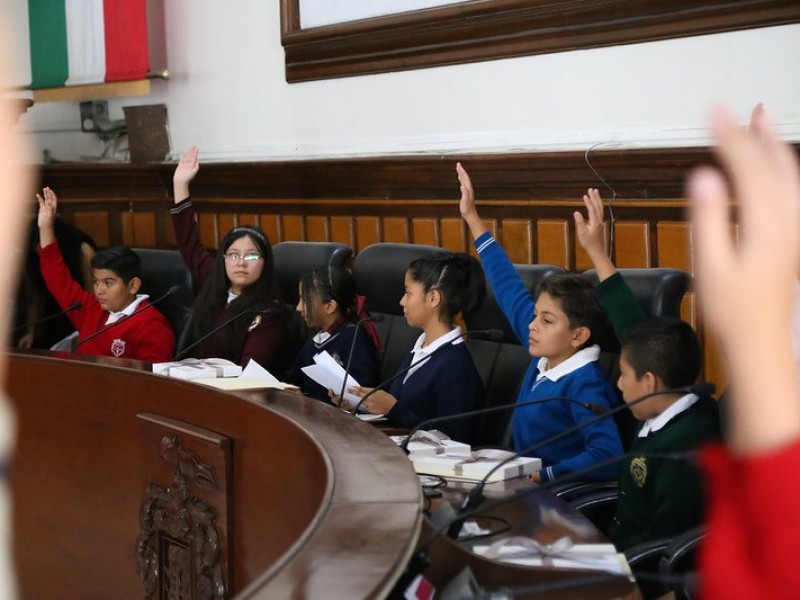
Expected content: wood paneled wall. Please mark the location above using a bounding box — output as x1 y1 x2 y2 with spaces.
40 147 753 391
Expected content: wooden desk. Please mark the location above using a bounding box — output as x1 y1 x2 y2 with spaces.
6 351 422 598
422 477 640 598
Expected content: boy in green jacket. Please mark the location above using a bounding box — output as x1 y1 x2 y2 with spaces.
575 188 721 550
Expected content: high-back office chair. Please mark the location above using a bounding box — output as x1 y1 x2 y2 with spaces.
133 248 196 350
465 263 564 447
271 241 354 365
271 241 354 306
352 242 448 380
585 267 693 447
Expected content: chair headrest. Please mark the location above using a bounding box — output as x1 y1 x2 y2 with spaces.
272 241 353 305
583 268 691 319
353 243 448 315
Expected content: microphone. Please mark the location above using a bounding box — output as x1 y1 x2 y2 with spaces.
448 382 715 539
336 315 384 407
348 329 503 415
172 305 269 361
399 395 607 453
75 285 180 349
13 300 83 333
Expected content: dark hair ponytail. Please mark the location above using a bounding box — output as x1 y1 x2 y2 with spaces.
407 252 486 325
299 264 356 324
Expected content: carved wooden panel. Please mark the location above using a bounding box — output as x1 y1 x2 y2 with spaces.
657 222 693 271
282 214 304 242
330 216 353 246
261 214 281 245
537 219 570 269
137 413 232 600
501 219 533 264
198 213 218 250
383 217 408 243
306 215 327 241
73 211 111 247
355 216 380 251
614 222 650 268
440 218 466 254
412 218 437 246
121 212 158 248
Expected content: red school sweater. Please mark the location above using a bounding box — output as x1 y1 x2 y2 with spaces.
38 242 175 362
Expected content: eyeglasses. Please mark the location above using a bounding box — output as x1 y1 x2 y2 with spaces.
223 252 263 263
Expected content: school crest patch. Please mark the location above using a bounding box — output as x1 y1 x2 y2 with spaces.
630 456 648 488
247 314 262 332
111 338 126 357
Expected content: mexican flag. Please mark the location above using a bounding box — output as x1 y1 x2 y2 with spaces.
28 0 149 89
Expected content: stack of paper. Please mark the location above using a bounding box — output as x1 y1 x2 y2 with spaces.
301 350 366 410
152 358 242 380
472 537 632 578
411 450 541 483
390 431 472 458
154 359 295 391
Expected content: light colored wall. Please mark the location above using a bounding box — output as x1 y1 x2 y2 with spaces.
12 0 800 164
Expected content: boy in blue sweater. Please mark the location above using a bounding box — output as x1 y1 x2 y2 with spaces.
457 163 623 482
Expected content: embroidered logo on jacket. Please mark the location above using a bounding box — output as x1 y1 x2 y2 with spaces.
247 315 262 332
630 456 648 488
111 338 126 357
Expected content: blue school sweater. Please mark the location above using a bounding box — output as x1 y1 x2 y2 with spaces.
475 232 623 482
286 320 381 404
386 338 484 444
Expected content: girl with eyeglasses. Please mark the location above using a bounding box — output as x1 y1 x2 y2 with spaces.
170 146 289 368
285 264 382 404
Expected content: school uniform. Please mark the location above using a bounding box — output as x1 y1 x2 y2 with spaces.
609 394 721 550
700 438 800 599
385 328 484 444
170 198 288 369
37 241 175 362
474 232 623 482
286 319 381 403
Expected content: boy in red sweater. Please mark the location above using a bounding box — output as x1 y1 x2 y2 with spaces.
36 187 175 362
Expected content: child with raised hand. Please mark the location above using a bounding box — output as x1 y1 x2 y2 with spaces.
171 146 289 369
689 105 800 599
346 253 486 443
286 264 381 403
36 188 175 362
574 186 721 550
458 163 622 482
574 187 648 340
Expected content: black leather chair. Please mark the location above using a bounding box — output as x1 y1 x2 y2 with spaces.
464 263 564 345
133 248 196 349
584 267 693 451
271 241 353 306
570 490 705 600
463 263 563 447
352 242 449 379
583 267 692 322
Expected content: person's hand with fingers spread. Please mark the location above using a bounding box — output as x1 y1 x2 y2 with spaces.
574 188 617 281
689 104 800 456
36 187 58 247
173 146 200 203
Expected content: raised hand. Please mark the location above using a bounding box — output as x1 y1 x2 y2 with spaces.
173 146 200 203
689 103 800 454
36 187 58 247
457 162 489 239
574 188 616 281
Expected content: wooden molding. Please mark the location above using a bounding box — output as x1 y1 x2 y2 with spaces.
280 0 800 82
40 145 728 203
